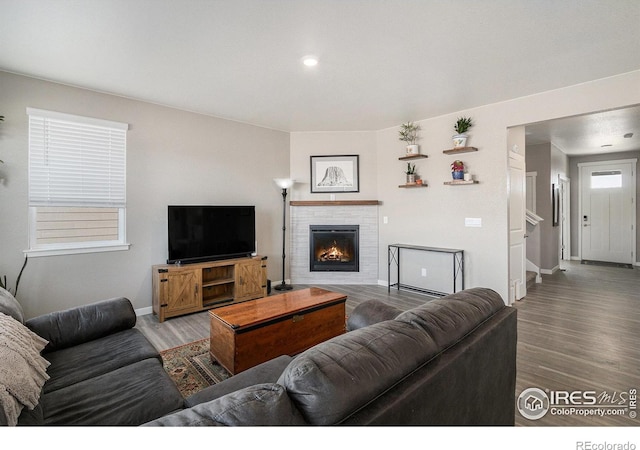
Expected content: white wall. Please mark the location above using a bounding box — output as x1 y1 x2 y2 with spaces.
292 71 640 302
289 132 378 201
0 71 290 318
3 70 639 316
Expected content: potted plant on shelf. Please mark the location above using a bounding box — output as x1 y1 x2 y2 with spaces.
405 162 417 184
450 160 464 180
398 121 421 155
453 116 473 148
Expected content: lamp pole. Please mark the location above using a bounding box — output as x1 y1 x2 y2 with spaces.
273 179 294 291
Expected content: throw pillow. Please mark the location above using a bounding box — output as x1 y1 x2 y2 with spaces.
0 312 50 426
0 287 24 323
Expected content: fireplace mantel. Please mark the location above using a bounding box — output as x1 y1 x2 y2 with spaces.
290 200 380 206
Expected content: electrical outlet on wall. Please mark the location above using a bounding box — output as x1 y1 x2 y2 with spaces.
421 268 427 277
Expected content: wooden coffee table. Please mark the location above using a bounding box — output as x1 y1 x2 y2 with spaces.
209 287 346 375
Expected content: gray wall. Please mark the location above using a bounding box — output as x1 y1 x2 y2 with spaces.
525 143 568 272
569 150 640 261
0 71 290 318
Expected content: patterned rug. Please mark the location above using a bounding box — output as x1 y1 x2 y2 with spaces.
160 338 230 398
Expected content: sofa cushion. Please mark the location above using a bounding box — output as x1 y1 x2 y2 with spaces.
26 297 136 353
394 287 505 349
346 299 403 331
40 358 183 425
278 319 437 425
0 287 24 323
145 383 305 426
42 328 159 393
185 355 292 408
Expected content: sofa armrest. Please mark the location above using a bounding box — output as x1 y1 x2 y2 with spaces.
346 300 403 331
25 297 136 353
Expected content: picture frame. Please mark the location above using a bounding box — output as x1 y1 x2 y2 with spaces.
310 155 360 193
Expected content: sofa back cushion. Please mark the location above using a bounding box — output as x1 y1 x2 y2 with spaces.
0 288 24 323
25 297 136 353
144 383 305 426
394 288 505 349
278 320 437 425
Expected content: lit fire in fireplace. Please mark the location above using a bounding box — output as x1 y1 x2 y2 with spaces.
316 240 351 262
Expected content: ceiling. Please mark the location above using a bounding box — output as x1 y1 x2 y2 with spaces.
1 1 639 146
525 105 640 156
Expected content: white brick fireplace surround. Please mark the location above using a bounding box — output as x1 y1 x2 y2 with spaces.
289 201 379 284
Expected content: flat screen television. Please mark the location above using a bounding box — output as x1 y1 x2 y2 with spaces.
167 205 255 264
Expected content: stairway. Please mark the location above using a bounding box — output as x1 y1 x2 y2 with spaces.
526 271 537 290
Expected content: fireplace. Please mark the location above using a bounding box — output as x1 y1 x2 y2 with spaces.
309 225 359 272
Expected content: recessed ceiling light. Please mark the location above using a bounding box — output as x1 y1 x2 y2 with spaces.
302 56 318 67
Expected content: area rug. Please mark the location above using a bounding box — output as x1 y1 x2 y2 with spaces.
160 338 230 398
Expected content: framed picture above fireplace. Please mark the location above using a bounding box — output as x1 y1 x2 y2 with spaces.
310 155 359 193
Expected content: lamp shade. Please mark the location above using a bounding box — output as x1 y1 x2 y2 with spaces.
273 178 295 189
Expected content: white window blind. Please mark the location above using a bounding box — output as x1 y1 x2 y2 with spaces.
27 108 129 257
28 108 128 207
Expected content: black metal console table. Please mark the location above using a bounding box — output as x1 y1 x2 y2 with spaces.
388 244 464 297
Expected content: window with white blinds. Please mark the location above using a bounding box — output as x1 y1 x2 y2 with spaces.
27 108 130 256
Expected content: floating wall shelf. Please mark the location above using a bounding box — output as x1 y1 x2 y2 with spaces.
444 180 479 186
442 147 478 155
399 154 428 161
399 183 428 188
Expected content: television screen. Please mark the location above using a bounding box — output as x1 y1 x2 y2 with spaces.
167 205 255 264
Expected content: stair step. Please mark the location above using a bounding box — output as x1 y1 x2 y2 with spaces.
526 271 537 289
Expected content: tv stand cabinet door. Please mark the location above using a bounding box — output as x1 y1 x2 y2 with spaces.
235 260 265 302
158 269 202 321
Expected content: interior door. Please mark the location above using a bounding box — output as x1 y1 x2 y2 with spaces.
508 138 527 303
559 175 571 261
580 160 636 264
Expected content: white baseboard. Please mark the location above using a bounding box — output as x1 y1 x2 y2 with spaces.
135 306 153 317
540 265 560 275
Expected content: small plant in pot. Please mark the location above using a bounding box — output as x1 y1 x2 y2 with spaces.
453 116 473 148
398 121 421 155
405 162 417 184
450 160 465 180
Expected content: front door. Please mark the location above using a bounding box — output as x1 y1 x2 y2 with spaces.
579 160 636 264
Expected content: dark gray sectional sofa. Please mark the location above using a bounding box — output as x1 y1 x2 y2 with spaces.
148 287 517 426
1 286 516 426
0 293 183 426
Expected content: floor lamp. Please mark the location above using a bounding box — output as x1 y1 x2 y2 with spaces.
273 178 295 291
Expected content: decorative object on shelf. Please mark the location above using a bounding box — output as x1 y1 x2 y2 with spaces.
398 121 421 155
453 116 473 148
310 155 359 193
450 160 465 180
464 173 472 182
405 162 417 184
273 178 295 291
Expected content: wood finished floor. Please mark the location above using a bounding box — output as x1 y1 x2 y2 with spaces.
136 261 640 426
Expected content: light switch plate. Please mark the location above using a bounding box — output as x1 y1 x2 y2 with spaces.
465 218 482 227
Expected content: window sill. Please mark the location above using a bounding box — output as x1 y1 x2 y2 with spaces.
25 243 131 258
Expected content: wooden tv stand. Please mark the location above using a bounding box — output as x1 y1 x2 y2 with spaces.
152 256 267 322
